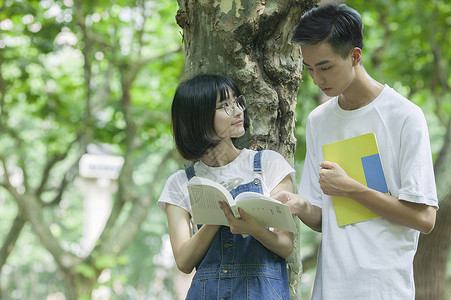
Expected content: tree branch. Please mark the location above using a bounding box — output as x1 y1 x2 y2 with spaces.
429 5 449 128
38 138 83 206
36 153 67 199
17 193 81 270
97 148 178 255
0 213 26 270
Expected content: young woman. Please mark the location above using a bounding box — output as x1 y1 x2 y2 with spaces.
158 74 295 299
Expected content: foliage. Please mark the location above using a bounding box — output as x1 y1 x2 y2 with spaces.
0 0 449 298
0 0 185 298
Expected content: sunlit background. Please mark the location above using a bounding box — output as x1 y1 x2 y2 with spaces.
0 0 449 299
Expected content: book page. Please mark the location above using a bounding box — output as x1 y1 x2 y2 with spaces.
235 192 296 232
187 184 229 226
236 191 279 203
187 176 241 225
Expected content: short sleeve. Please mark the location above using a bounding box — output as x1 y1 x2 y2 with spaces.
157 170 191 213
261 150 295 192
298 117 323 208
398 108 438 207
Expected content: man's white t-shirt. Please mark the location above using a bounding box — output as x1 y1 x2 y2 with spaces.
158 149 295 218
299 85 438 299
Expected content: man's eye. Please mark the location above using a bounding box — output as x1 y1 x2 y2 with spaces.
321 66 331 71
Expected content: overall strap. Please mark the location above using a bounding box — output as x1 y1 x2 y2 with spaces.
253 150 263 173
253 151 263 185
184 165 196 180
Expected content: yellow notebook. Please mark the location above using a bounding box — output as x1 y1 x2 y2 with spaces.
322 133 389 226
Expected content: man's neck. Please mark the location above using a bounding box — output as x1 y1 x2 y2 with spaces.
338 68 384 110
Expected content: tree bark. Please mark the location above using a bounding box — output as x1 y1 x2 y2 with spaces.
414 119 451 300
414 6 451 296
176 1 317 298
176 0 315 159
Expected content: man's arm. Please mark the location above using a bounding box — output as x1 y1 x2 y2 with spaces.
319 161 436 234
272 190 322 232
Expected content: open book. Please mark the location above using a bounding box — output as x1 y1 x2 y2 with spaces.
187 176 296 233
322 132 389 226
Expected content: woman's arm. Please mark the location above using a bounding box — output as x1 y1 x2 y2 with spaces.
166 204 219 273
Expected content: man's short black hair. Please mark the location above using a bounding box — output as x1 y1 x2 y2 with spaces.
171 74 249 161
292 4 364 58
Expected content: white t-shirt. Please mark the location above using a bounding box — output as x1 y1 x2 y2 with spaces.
299 85 438 300
158 149 295 219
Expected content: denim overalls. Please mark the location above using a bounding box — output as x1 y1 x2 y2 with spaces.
185 151 290 300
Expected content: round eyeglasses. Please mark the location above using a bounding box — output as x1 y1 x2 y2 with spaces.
216 95 246 116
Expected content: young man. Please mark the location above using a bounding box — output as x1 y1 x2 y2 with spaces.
273 4 438 299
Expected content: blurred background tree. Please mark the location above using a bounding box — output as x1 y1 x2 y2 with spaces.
0 0 185 299
0 0 449 299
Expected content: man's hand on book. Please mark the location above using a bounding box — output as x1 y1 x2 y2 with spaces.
272 190 323 232
272 190 303 216
319 161 361 197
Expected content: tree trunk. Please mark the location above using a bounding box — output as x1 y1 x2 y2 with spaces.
176 0 317 298
414 120 451 300
414 7 451 297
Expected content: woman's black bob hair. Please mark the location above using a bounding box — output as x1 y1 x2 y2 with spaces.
171 74 250 161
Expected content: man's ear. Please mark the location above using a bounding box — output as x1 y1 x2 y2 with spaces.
350 47 362 65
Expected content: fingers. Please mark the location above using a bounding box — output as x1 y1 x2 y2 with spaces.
272 190 290 204
219 202 255 235
273 191 303 215
219 201 245 221
319 161 335 169
219 203 253 222
218 201 234 218
237 207 249 219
